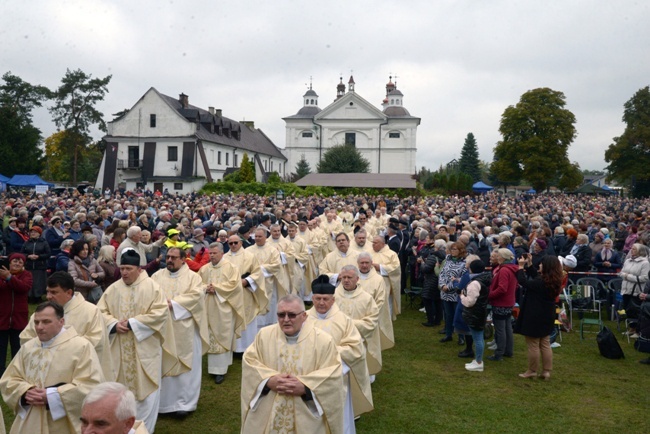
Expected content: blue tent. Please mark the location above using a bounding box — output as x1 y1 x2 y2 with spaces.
472 181 494 193
0 174 9 192
7 174 54 188
526 189 536 194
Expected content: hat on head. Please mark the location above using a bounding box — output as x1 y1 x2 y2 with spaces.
311 275 335 295
167 228 180 237
389 223 399 231
29 226 43 235
535 239 547 250
8 217 17 223
8 253 26 263
120 248 141 266
559 255 577 269
389 217 400 225
193 228 204 237
50 216 61 224
260 214 271 223
238 225 250 235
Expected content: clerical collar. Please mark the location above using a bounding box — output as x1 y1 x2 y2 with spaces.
317 311 329 319
284 331 301 344
41 327 66 348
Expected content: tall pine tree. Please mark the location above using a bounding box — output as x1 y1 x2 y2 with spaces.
295 154 311 180
458 132 481 182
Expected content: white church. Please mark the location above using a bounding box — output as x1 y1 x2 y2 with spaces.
282 76 420 175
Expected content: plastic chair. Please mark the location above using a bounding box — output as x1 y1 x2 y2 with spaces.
564 284 604 340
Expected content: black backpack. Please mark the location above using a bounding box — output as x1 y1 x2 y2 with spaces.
597 326 625 359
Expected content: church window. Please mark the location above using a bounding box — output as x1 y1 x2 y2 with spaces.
311 99 314 104
389 132 400 138
345 133 356 146
302 132 313 138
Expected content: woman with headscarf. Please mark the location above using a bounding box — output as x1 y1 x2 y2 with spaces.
619 243 650 315
515 255 564 380
21 225 50 303
0 253 32 376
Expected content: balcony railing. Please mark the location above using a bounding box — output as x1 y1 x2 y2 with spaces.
117 159 143 170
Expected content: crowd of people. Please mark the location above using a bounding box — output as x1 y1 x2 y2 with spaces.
2 188 650 432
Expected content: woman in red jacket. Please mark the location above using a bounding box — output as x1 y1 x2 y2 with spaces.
487 248 519 361
0 253 33 376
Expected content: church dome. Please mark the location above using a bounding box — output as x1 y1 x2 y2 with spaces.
304 89 318 97
383 106 411 117
296 106 322 117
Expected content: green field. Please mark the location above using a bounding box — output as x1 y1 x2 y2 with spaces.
3 297 649 433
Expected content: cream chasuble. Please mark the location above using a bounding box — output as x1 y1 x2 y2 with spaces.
357 268 395 351
223 248 268 325
371 245 402 319
334 285 382 375
20 292 115 381
321 219 344 254
269 236 295 294
319 250 360 282
198 259 246 354
0 327 104 434
97 272 177 401
151 264 208 375
349 241 374 256
307 307 373 417
241 320 344 434
287 235 308 296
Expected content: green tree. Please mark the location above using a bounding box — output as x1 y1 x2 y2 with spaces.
605 86 650 195
558 162 583 190
43 131 104 182
490 87 577 192
458 133 481 182
0 72 49 176
295 154 311 180
317 144 370 173
239 152 254 182
49 68 111 184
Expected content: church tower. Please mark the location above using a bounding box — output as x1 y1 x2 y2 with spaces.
336 76 346 100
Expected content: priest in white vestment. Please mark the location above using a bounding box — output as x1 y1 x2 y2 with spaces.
269 223 295 294
356 253 395 351
335 265 382 376
308 276 373 433
241 295 344 434
98 249 177 433
287 222 308 299
370 236 402 319
349 229 374 255
319 233 360 286
198 242 246 385
252 227 286 331
152 247 208 417
1 301 104 434
20 271 115 381
224 235 268 352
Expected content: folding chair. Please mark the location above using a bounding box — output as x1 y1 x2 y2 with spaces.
404 286 422 309
564 284 604 340
577 276 609 320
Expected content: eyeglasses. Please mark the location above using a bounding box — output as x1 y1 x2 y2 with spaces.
228 241 240 246
277 311 304 319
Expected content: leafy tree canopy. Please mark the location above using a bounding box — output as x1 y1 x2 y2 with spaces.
0 71 51 125
49 68 111 183
0 106 44 176
317 144 370 173
239 152 255 182
458 132 481 182
605 86 650 192
490 87 577 192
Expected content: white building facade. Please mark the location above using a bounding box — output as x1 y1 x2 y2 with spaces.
95 87 286 193
282 76 420 175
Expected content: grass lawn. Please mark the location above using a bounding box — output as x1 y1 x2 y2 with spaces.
3 296 649 433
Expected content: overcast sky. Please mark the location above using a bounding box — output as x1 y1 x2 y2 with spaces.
2 0 649 173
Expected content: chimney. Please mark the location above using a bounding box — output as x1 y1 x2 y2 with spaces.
179 93 189 108
215 109 222 117
242 120 255 129
208 106 215 115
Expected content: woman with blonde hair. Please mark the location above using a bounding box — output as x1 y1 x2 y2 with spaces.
97 245 118 290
